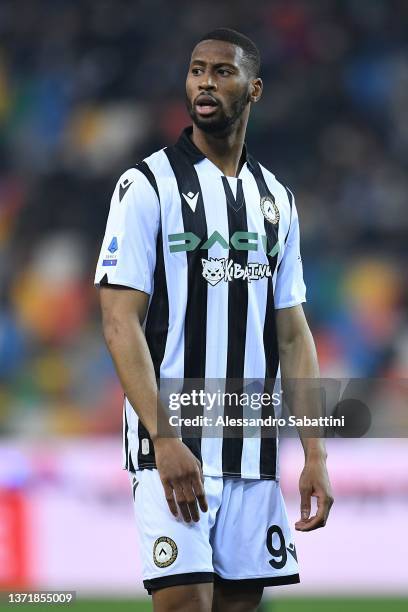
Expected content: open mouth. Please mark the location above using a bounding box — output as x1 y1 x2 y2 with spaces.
195 95 219 116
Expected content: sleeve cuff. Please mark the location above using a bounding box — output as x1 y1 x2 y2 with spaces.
274 298 306 310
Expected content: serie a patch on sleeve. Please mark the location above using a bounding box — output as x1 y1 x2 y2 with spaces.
102 235 119 266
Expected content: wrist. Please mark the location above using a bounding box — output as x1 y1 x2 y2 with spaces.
304 440 327 462
152 435 178 449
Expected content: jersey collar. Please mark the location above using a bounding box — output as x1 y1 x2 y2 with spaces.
175 126 255 173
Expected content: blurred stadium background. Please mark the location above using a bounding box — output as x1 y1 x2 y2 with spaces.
0 0 407 609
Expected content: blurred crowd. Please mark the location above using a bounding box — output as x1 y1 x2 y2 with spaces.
0 0 407 436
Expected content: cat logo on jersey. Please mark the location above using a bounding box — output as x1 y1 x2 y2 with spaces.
153 537 178 568
201 257 273 285
201 258 225 286
260 195 280 225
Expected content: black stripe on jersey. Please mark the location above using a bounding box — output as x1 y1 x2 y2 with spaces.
248 158 279 478
222 175 245 211
135 161 160 201
283 185 293 245
221 176 249 477
138 161 167 469
132 476 138 500
145 225 168 377
164 145 208 464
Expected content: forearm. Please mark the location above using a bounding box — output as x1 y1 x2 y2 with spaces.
279 326 326 459
103 315 166 440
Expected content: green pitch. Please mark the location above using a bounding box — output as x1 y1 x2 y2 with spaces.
2 598 408 611
271 599 408 612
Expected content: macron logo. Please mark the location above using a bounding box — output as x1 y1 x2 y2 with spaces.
182 191 199 212
119 178 133 202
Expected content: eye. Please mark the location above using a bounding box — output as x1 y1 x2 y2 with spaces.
191 67 203 75
218 68 232 76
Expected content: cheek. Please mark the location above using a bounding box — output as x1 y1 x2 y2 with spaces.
223 84 245 103
185 77 196 100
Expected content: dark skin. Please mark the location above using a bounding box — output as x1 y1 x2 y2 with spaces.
186 39 263 177
100 38 333 612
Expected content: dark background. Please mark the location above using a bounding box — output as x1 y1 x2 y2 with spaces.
0 0 407 436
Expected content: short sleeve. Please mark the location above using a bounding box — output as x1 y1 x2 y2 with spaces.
274 198 306 309
94 167 160 294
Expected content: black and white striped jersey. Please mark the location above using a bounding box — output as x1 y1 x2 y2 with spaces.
95 127 306 480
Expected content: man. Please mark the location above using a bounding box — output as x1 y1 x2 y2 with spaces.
95 28 333 612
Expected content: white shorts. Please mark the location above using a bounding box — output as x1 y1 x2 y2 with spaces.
128 469 300 594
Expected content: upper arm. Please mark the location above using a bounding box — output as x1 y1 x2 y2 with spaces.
100 285 150 329
276 303 311 348
94 167 160 294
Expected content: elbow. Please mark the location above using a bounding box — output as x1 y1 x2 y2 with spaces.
278 328 313 355
278 331 300 353
102 313 123 351
101 309 139 354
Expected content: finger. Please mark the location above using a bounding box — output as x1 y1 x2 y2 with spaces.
184 486 200 522
198 461 205 485
162 482 178 518
181 478 201 522
296 493 333 531
317 491 334 523
192 474 208 513
299 486 312 522
173 484 192 523
295 513 325 532
327 494 334 516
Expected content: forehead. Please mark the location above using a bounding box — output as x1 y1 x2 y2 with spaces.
190 39 244 66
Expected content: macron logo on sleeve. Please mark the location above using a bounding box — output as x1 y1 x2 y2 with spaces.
182 191 199 212
119 178 133 202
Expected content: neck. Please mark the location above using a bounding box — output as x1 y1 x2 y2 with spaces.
191 113 249 177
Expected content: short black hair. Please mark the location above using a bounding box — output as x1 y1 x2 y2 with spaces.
197 28 261 77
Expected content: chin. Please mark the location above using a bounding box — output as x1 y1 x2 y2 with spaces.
194 120 223 133
192 114 233 135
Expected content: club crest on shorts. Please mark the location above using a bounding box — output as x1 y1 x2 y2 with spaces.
153 536 178 568
260 195 280 225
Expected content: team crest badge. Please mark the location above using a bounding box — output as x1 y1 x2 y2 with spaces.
153 536 178 568
260 196 280 225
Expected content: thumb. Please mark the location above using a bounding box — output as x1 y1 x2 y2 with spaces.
300 486 312 521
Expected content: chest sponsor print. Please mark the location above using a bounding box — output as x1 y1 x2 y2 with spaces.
201 257 274 285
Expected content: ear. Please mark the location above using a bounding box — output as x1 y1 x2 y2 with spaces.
249 78 263 103
201 258 208 266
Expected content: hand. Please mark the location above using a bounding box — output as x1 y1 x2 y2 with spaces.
295 453 334 531
153 437 208 523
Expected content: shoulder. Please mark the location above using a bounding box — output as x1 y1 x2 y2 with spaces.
258 162 295 212
113 147 170 205
139 147 175 181
110 161 162 214
125 147 177 203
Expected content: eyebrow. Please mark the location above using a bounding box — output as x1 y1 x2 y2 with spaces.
190 59 238 69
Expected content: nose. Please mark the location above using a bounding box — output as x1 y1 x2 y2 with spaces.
199 71 217 91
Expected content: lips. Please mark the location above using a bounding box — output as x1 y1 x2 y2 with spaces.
195 94 219 117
